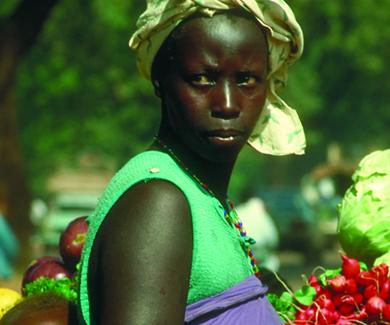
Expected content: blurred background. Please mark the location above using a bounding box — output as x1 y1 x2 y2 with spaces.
0 0 389 290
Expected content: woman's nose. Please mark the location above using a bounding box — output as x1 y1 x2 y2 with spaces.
211 80 240 119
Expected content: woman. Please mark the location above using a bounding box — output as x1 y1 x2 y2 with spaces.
78 0 305 324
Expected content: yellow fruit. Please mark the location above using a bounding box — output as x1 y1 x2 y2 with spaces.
0 288 22 319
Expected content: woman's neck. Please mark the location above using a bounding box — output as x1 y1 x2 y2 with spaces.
151 130 236 205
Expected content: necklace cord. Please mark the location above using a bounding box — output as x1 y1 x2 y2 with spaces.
153 136 261 277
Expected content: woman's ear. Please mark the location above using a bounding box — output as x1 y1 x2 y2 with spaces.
152 80 161 97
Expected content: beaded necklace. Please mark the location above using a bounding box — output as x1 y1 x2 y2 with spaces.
153 137 260 278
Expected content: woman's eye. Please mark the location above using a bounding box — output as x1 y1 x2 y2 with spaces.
189 75 214 86
237 75 260 86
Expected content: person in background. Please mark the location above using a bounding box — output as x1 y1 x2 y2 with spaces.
0 204 19 280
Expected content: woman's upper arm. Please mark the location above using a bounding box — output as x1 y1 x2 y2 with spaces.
94 180 193 325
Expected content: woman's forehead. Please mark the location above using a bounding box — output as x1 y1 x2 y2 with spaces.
177 13 267 48
173 14 268 67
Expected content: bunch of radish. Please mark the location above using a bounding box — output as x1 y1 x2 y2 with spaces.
270 253 390 324
21 216 89 300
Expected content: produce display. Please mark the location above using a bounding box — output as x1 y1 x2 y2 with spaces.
0 215 88 320
1 149 389 323
268 253 390 324
338 149 390 267
269 149 390 324
21 216 88 302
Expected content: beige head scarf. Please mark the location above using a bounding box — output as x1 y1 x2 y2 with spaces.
129 0 305 155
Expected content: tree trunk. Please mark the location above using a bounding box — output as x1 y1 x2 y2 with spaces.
0 88 31 266
0 0 60 267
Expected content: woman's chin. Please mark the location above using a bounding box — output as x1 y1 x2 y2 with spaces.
198 144 243 163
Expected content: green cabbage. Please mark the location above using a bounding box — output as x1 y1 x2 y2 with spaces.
375 250 390 266
337 149 390 266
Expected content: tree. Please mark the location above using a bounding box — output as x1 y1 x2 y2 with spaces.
0 0 60 263
16 0 159 196
10 0 390 214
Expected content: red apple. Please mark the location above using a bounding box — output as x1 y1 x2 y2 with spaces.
22 258 71 292
59 216 89 270
22 256 63 289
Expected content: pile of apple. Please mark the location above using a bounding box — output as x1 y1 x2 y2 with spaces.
21 216 89 298
290 254 390 324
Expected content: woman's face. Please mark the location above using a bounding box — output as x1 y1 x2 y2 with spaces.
159 13 268 162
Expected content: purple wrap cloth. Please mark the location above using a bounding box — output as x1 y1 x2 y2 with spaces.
185 275 283 324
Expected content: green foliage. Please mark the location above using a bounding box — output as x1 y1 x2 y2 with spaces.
267 292 297 322
15 0 158 194
0 0 21 17
267 285 317 323
294 284 317 306
9 0 390 196
23 277 78 303
267 283 316 322
317 267 341 287
286 0 390 148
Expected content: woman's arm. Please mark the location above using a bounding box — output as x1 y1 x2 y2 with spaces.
90 180 193 324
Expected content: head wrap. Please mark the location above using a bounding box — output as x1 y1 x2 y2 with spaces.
129 0 305 155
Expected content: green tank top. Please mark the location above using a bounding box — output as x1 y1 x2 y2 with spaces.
78 151 253 324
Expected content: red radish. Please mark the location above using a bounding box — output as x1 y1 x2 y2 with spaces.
338 302 354 315
311 283 323 295
336 319 353 325
364 284 378 299
21 258 71 292
365 296 386 314
59 216 89 270
380 279 390 300
352 293 363 305
344 278 357 294
295 311 307 321
383 304 390 321
333 294 343 306
341 254 360 278
340 294 356 306
332 310 340 322
275 254 389 323
308 274 318 285
340 308 367 321
303 306 316 320
321 288 332 299
356 271 377 286
372 263 389 279
316 296 335 311
317 308 333 324
328 275 347 292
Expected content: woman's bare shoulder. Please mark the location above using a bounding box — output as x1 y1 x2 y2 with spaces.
100 179 192 241
91 179 193 324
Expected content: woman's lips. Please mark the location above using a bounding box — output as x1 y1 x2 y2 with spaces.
204 129 244 146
